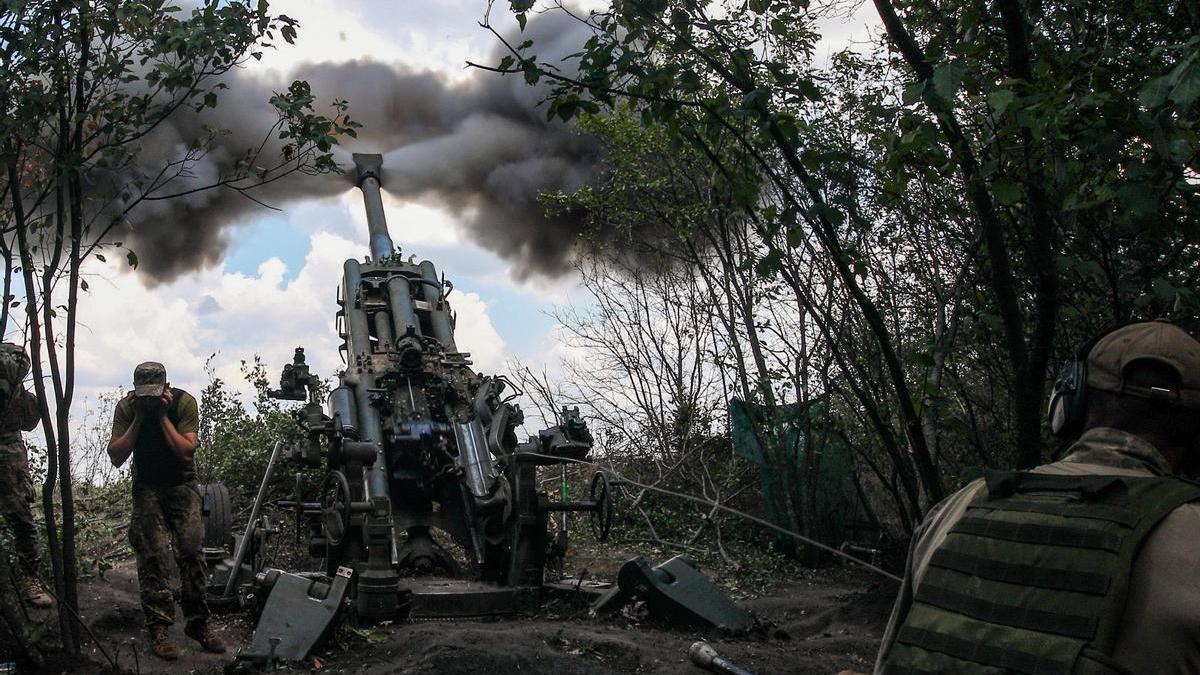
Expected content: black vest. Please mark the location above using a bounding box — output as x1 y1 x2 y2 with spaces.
131 388 193 486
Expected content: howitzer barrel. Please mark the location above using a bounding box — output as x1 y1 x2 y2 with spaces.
353 153 395 262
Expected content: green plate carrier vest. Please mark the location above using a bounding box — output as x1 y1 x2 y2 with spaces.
883 470 1200 675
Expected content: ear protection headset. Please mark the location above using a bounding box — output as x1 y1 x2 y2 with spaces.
1047 330 1105 440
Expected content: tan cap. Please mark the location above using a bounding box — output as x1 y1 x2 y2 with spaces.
1087 321 1200 409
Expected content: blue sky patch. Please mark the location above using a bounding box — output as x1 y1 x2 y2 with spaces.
223 215 311 283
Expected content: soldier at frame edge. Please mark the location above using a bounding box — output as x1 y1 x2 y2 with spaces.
107 361 227 661
874 321 1200 674
0 342 52 608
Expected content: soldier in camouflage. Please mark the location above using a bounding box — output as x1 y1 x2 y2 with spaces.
876 322 1200 674
107 361 226 660
0 343 51 608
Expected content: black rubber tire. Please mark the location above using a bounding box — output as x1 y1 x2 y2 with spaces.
199 482 234 551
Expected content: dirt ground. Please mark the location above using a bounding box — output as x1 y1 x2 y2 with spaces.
31 550 895 675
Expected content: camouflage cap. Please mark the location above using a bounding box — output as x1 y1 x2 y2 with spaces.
1087 321 1200 409
133 361 167 398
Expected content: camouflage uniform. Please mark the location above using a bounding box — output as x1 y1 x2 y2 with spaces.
112 387 209 628
129 482 209 626
0 390 42 574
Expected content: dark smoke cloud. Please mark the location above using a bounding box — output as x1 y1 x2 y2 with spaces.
117 10 598 283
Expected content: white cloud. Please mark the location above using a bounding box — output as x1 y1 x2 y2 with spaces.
813 2 881 65
450 291 506 373
71 227 512 407
75 265 209 393
74 231 357 403
249 0 487 79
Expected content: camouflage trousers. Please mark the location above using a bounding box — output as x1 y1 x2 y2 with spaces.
0 439 40 573
129 482 210 628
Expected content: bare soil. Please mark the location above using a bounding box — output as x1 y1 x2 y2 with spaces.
32 551 893 675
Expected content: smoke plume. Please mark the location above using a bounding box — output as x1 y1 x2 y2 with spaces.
118 11 597 282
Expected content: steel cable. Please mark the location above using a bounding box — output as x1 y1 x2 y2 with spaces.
519 452 903 583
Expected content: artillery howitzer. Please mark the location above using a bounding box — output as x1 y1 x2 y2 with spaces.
204 154 615 666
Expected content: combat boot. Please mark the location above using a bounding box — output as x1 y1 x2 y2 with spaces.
18 574 52 608
185 618 227 654
149 624 179 661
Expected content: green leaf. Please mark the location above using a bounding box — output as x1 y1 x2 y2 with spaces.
902 80 926 105
987 89 1015 115
555 98 577 121
127 251 139 269
1151 277 1179 304
523 65 541 85
1140 76 1171 107
349 627 390 644
498 55 515 71
991 179 1021 206
756 250 784 277
815 203 845 227
96 253 106 263
931 60 966 101
741 87 770 109
786 227 805 247
797 78 822 101
1168 59 1200 106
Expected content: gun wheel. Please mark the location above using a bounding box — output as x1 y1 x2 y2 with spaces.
589 471 614 542
320 470 352 548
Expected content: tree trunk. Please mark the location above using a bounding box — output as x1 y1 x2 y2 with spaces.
0 236 11 337
7 158 74 654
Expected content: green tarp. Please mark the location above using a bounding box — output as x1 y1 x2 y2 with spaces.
729 398 880 550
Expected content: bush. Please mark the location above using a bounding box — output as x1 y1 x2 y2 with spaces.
194 355 306 496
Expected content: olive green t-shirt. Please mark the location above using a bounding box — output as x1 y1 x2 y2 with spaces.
111 388 199 486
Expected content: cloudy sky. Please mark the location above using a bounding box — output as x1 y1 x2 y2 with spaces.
27 1 880 448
